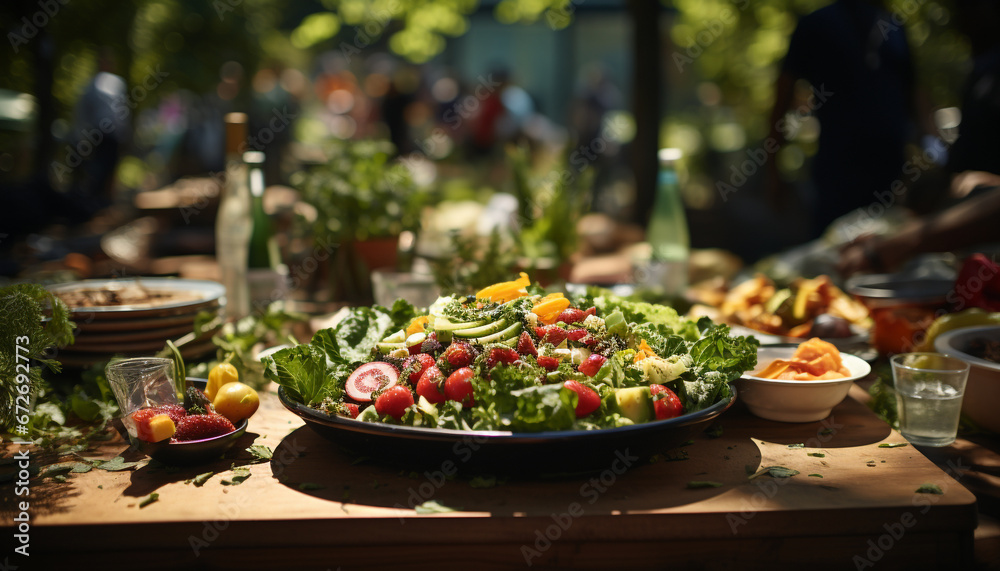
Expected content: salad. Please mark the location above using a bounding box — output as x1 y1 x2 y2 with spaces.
264 274 758 432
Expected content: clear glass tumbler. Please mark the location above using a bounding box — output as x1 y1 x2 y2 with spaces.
891 352 970 447
106 357 178 437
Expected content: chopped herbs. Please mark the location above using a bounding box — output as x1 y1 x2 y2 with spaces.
687 481 724 489
916 483 944 495
807 453 826 458
138 493 159 508
470 476 497 488
246 444 273 462
95 456 140 471
222 467 251 486
749 466 800 480
415 500 460 514
808 474 824 478
190 472 215 487
878 443 908 448
787 443 805 449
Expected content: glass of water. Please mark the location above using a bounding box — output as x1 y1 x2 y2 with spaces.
891 352 970 447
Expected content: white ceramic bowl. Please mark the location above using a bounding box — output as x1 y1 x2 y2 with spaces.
934 325 1000 434
737 346 872 423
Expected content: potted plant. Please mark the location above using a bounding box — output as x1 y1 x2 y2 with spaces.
292 139 424 301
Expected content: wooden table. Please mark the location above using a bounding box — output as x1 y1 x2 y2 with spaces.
5 385 979 570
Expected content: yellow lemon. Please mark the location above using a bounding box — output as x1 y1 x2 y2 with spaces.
212 382 260 424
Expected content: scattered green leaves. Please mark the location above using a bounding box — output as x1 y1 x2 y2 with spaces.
190 472 215 487
807 453 826 458
687 481 723 489
470 476 497 488
95 456 141 472
414 500 460 514
246 444 273 463
139 493 159 508
222 467 251 486
916 483 944 495
748 466 800 480
878 443 908 448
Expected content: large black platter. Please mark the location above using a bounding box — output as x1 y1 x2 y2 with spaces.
279 384 737 476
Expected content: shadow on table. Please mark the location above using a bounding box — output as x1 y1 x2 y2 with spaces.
268 421 762 515
121 430 261 498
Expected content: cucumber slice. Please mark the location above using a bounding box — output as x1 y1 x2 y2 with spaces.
433 318 487 332
376 341 407 354
453 318 509 338
474 321 522 344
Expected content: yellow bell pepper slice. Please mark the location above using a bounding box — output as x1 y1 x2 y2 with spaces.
476 272 531 303
406 316 430 337
634 339 656 363
534 295 571 324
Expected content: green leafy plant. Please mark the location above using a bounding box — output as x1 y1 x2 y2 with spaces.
508 144 592 266
0 284 75 430
292 139 423 244
429 228 519 295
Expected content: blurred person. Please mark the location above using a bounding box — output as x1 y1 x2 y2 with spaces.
69 46 130 206
766 0 928 237
838 0 1000 275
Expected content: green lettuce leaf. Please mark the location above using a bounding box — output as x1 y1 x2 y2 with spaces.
509 384 577 432
262 344 341 405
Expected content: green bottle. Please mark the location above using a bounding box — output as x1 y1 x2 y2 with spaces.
245 151 277 269
244 151 287 312
641 148 690 296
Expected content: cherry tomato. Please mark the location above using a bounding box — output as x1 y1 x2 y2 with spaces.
374 385 414 419
563 380 601 417
650 384 683 420
415 365 446 404
444 367 475 407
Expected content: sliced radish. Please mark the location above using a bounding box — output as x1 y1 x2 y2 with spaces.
345 362 399 402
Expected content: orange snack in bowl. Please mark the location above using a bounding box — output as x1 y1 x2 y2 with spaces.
757 338 850 381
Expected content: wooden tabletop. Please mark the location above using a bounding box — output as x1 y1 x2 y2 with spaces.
4 384 979 570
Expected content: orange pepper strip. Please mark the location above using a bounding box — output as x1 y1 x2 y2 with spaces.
406 316 430 337
535 297 572 324
634 339 656 363
476 272 531 303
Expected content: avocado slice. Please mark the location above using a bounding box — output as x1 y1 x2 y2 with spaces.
474 321 522 344
453 318 509 338
615 387 653 424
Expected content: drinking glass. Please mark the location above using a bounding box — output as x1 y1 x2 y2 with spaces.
891 352 969 447
106 357 178 437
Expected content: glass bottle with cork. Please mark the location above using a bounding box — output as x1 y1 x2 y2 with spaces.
215 113 252 320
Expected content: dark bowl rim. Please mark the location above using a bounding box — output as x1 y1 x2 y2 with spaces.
277 382 737 442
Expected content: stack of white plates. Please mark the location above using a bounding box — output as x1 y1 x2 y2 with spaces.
47 278 225 368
